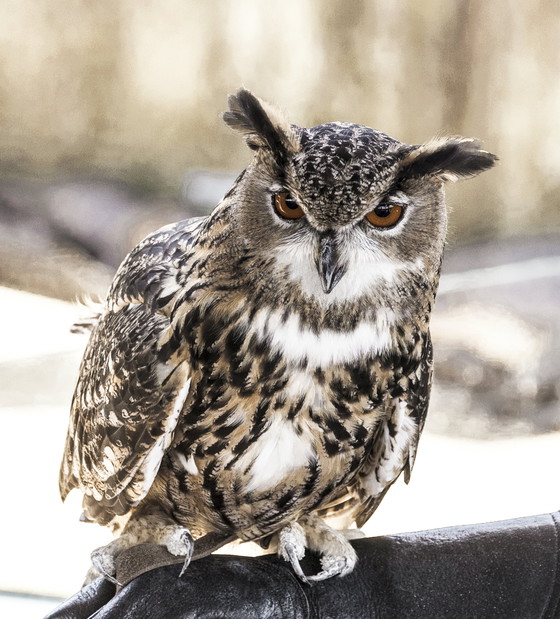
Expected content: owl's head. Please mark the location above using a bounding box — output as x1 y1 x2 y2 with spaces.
223 89 496 304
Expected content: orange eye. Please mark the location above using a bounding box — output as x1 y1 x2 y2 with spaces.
365 204 404 228
273 193 305 220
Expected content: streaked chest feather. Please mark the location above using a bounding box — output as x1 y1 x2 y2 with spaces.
162 284 411 511
175 359 387 500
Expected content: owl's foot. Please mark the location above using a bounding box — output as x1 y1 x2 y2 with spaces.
278 515 358 583
278 522 309 583
164 526 194 577
86 515 194 584
88 536 130 585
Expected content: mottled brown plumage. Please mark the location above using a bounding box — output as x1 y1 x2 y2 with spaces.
59 89 496 582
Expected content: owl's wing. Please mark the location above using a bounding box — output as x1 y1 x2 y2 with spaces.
59 217 206 524
352 337 433 528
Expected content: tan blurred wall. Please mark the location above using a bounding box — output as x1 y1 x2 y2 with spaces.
1 0 559 242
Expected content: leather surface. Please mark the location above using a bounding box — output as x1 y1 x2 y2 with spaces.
45 512 560 618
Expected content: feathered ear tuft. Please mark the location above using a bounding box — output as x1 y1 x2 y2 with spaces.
398 137 498 181
223 89 300 165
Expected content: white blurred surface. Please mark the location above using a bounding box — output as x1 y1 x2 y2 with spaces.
0 286 558 599
0 593 64 618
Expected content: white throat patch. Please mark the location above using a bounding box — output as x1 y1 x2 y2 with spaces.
252 307 396 367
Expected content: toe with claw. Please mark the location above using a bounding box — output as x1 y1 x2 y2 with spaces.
278 516 359 584
306 549 357 582
278 522 309 583
87 536 133 586
166 528 194 577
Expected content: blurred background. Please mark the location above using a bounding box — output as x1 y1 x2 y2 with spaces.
0 1 559 615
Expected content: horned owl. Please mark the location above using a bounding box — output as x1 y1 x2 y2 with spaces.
59 89 496 583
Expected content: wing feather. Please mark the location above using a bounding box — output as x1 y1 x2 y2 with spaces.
315 337 433 527
59 217 205 524
353 337 433 527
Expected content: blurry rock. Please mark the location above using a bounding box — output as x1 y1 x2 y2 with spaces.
43 181 187 267
0 179 191 300
430 237 560 438
0 182 113 300
429 304 559 437
0 172 236 300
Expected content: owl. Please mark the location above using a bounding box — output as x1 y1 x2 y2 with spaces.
59 89 496 583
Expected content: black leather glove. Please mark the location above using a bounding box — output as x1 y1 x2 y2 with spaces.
45 512 560 618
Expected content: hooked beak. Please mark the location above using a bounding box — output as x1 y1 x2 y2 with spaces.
316 231 347 294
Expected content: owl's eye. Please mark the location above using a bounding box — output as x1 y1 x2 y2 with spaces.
273 193 305 220
365 203 404 228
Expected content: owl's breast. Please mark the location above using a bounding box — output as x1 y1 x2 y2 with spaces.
165 354 386 539
228 368 382 495
165 300 393 536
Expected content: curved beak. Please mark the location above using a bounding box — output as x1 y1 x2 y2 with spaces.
316 231 347 294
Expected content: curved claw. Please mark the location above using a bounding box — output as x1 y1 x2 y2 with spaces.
278 519 358 584
178 556 191 578
278 523 310 584
90 548 123 587
169 529 193 578
282 541 310 584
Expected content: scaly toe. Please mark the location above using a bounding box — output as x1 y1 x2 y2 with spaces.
163 527 193 578
307 550 357 582
90 547 121 586
278 523 309 584
165 526 194 558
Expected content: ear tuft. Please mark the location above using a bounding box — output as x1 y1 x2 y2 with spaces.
223 89 300 165
398 137 497 181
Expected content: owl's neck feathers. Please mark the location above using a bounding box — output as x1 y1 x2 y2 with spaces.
186 207 436 371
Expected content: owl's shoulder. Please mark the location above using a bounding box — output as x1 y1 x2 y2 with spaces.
107 216 208 311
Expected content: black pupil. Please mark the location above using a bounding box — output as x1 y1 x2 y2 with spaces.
284 196 298 210
374 204 392 217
